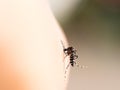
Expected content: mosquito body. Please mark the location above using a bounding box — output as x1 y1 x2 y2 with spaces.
61 41 88 79
61 41 78 71
63 46 78 67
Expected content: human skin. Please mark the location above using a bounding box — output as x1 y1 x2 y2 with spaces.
0 0 69 90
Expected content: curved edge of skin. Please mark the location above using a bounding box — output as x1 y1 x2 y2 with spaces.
0 0 70 90
45 1 71 85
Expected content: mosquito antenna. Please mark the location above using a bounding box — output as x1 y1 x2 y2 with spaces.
60 40 65 49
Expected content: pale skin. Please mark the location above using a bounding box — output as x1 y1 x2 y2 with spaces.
0 0 69 90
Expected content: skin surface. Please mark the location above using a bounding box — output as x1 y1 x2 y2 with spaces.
0 0 69 90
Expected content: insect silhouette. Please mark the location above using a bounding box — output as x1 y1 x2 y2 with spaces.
61 41 78 74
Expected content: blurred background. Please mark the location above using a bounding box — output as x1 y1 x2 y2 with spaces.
48 0 120 90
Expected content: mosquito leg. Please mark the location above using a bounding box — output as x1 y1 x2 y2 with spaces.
64 63 70 79
74 61 79 67
65 63 70 74
63 54 68 62
74 61 88 69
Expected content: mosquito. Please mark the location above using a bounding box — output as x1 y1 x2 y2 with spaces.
61 41 78 75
